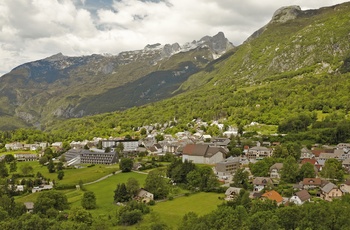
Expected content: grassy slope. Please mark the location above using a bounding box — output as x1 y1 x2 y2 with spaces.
46 3 350 139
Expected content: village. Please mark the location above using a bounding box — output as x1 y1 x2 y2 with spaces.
2 119 350 211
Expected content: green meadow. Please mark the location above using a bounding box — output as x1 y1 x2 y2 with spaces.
15 164 225 229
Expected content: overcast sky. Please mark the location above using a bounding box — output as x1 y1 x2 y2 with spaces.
0 0 347 75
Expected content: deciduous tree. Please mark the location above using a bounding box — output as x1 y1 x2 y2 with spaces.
81 191 96 210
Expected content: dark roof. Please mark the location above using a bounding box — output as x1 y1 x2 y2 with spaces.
183 144 227 157
270 163 283 171
302 178 322 186
253 177 272 185
295 190 311 202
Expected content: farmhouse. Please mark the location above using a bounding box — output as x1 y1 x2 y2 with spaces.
136 189 154 203
182 143 227 164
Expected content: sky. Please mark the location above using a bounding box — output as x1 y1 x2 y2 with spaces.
0 0 347 75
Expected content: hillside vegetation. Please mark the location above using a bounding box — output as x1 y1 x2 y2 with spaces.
46 2 350 139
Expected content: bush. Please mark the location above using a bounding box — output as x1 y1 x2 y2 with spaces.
168 196 174 200
148 200 155 206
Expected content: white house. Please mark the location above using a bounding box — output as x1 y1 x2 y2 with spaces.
289 190 311 205
182 144 227 164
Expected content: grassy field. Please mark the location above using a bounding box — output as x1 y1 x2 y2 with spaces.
13 164 224 230
135 192 225 229
70 171 148 217
12 161 119 186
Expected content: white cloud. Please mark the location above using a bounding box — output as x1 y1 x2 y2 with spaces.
0 0 348 75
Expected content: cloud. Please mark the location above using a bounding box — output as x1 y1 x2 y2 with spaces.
0 0 348 75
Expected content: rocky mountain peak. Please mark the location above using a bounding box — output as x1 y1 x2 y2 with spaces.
271 5 301 24
44 52 67 62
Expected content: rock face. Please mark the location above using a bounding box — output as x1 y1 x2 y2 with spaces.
246 5 302 42
271 5 301 23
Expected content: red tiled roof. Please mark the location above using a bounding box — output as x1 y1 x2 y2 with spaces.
261 190 283 203
301 158 317 165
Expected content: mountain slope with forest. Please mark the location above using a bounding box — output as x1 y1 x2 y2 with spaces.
0 32 233 130
45 2 350 140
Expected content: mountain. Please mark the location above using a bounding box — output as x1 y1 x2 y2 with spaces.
46 2 350 138
0 32 234 130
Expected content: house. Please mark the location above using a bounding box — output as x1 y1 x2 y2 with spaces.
289 190 311 205
300 147 314 159
32 184 53 193
51 142 63 149
24 202 34 213
14 153 38 161
116 140 139 152
342 158 350 170
340 179 350 193
225 187 242 201
246 146 273 160
253 177 273 192
320 182 343 201
215 156 240 178
301 158 322 172
261 190 283 205
211 138 230 147
182 144 227 164
269 163 283 179
136 189 154 203
302 178 322 190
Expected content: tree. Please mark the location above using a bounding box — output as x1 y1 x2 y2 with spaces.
114 183 131 202
144 169 169 199
81 191 96 210
9 161 17 173
232 168 249 189
20 164 33 175
119 158 133 172
126 177 140 197
281 156 299 183
116 142 124 153
155 133 164 142
56 161 63 171
140 128 147 135
96 140 102 149
321 158 344 181
298 162 316 180
69 207 93 225
4 154 15 163
57 171 64 180
0 161 8 178
44 148 53 156
34 191 69 214
47 159 55 173
39 156 48 165
277 205 301 230
104 147 111 153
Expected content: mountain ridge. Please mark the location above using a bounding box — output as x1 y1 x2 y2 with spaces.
0 32 234 130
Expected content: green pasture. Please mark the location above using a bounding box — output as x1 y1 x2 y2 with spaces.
135 192 225 229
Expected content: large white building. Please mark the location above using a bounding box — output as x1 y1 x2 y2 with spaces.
182 144 227 164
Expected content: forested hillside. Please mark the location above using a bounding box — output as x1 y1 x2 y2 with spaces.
45 2 350 140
